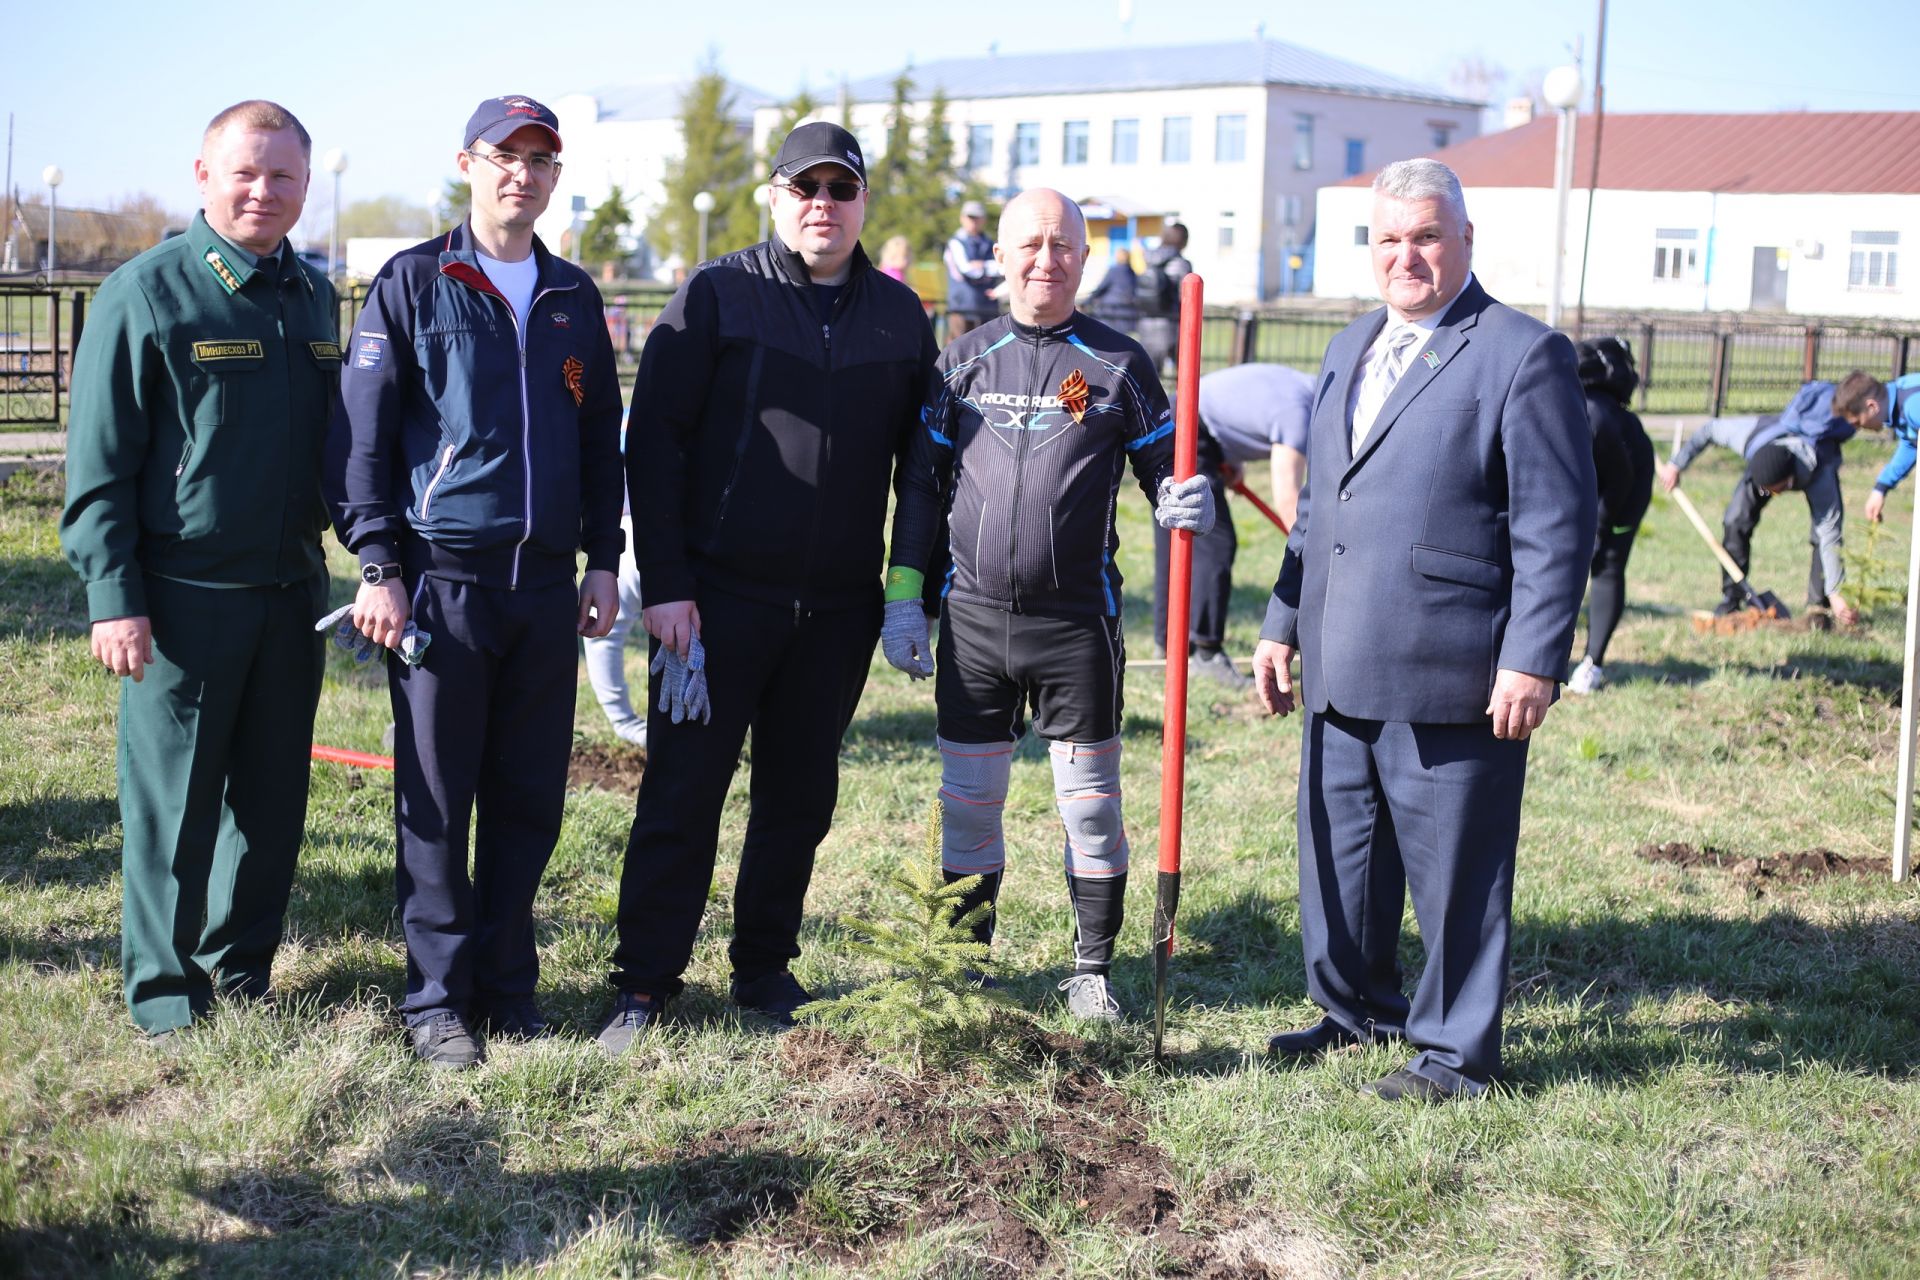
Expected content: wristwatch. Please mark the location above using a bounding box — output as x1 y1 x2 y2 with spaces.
361 561 403 586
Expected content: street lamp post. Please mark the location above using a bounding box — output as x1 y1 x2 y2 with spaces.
692 190 715 266
41 165 62 275
1542 65 1583 330
323 148 348 281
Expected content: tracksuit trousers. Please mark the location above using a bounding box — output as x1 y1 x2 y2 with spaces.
609 585 882 999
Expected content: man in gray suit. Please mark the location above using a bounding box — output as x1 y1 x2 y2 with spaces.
1251 159 1594 1101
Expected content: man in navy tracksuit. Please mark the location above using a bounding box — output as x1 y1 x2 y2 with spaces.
883 189 1215 1022
337 96 624 1068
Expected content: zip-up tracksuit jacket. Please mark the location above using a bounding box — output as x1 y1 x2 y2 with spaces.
1870 374 1920 496
336 222 624 586
888 311 1178 618
333 223 623 1027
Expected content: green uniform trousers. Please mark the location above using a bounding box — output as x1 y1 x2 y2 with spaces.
118 571 326 1033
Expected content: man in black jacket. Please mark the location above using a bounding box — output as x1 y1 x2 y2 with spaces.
597 123 938 1051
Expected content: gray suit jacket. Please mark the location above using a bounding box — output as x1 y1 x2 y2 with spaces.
1261 279 1595 723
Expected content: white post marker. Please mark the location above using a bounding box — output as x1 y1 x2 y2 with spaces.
1895 494 1920 881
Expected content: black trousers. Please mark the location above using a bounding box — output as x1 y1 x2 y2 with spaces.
1152 473 1237 652
1719 476 1833 609
389 574 578 1026
610 585 881 998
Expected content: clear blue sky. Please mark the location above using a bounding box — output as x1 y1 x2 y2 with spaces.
10 0 1915 223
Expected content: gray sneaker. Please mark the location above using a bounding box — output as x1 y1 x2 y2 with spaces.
1191 648 1253 690
409 1011 483 1070
1057 972 1122 1023
596 992 663 1055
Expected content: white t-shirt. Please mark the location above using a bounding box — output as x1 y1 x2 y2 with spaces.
476 250 539 333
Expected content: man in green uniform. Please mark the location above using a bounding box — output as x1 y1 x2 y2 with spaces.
60 100 340 1039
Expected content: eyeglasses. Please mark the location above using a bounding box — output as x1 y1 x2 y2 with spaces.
467 146 562 180
776 177 865 203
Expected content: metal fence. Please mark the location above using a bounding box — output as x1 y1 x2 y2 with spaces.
9 277 1920 431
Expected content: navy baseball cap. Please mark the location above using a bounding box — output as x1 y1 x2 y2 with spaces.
772 121 865 184
465 95 562 153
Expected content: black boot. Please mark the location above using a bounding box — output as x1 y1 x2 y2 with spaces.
944 868 1002 986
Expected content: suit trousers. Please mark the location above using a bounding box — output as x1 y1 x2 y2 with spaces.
118 572 326 1033
609 585 881 998
1297 706 1529 1093
389 574 579 1026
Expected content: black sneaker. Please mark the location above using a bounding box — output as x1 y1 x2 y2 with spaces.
1191 648 1253 690
729 971 814 1028
595 992 663 1055
479 1001 551 1041
409 1011 483 1070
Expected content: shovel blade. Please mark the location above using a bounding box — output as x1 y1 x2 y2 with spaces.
1150 869 1181 1059
1752 588 1791 619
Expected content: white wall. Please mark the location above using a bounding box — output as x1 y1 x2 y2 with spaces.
1316 183 1920 321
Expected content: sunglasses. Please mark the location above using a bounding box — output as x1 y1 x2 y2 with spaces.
777 177 865 202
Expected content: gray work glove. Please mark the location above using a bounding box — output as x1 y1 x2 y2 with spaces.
314 604 431 668
1154 473 1217 536
651 634 712 725
880 598 934 679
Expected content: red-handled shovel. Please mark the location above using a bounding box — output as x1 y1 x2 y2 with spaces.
1153 272 1205 1060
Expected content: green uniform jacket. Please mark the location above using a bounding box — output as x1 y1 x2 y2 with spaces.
61 212 342 621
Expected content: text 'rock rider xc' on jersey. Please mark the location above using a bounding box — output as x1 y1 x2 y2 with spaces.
889 312 1177 617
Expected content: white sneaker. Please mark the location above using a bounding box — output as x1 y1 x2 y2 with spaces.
1057 972 1122 1023
1566 658 1604 695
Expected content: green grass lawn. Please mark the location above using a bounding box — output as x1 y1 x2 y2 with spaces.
5 437 1920 1278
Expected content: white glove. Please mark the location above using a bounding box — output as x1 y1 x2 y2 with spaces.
650 635 712 725
880 598 934 679
1155 474 1217 535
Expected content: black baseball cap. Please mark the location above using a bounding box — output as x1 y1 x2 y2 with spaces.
1749 442 1798 491
465 95 563 153
772 122 866 184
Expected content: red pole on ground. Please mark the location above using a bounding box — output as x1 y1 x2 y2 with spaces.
1153 272 1204 1060
311 744 395 771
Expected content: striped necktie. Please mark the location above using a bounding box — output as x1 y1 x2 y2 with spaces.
1351 325 1420 452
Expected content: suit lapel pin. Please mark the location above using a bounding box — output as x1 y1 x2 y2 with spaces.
1422 350 1439 369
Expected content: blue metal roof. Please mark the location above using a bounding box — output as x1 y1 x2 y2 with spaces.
839 39 1480 108
588 80 775 123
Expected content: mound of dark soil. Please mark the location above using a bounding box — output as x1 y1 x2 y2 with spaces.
1635 842 1889 881
666 1026 1286 1275
567 742 645 793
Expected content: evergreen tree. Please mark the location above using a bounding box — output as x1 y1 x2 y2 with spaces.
439 176 470 230
798 800 1012 1068
862 77 989 274
580 185 634 270
653 59 758 267
760 89 821 174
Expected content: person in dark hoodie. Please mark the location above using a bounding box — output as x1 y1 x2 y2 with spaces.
595 122 938 1052
1567 337 1654 694
336 96 625 1068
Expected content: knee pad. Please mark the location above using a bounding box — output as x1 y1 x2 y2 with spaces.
1050 736 1129 879
938 737 1013 876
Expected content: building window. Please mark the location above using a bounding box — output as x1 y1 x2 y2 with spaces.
1013 122 1040 167
1652 228 1700 282
1112 118 1138 165
1353 225 1369 246
1163 116 1191 164
1219 212 1237 252
1293 113 1314 170
1343 138 1365 177
1850 231 1900 290
1215 113 1246 164
1062 120 1089 166
1430 122 1454 150
966 124 993 170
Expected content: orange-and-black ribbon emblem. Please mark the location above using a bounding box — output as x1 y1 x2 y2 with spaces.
562 356 585 406
1058 369 1090 423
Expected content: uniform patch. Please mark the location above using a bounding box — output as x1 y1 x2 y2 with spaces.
550 311 570 329
354 337 387 370
310 341 343 361
562 355 585 406
192 340 263 361
1058 369 1090 424
203 250 244 295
